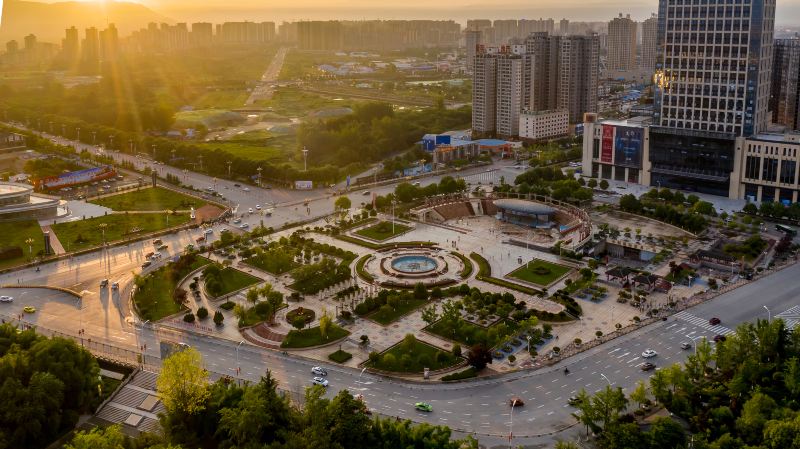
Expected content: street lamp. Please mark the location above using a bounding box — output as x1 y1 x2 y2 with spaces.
227 161 232 178
24 238 34 259
764 305 771 322
600 373 612 386
98 223 108 245
508 398 521 448
236 340 244 382
391 200 397 234
302 146 309 172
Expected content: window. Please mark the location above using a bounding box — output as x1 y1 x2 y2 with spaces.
762 158 778 183
781 160 796 185
745 156 760 179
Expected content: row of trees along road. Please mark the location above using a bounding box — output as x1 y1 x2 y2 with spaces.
66 347 478 449
573 318 800 449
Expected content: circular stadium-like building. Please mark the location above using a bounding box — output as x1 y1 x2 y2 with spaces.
493 198 556 228
0 182 60 222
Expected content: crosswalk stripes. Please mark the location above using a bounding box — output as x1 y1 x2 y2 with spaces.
775 305 800 329
673 311 734 335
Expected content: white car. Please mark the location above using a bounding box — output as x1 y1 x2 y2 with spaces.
312 377 329 387
641 349 658 358
311 366 327 376
0 296 13 303
204 228 213 235
240 223 250 229
243 187 250 192
255 205 262 210
248 208 254 213
150 252 162 260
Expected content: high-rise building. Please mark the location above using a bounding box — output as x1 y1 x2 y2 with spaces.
465 30 482 72
191 23 214 45
472 34 599 137
558 35 600 122
472 49 498 136
99 24 119 61
640 14 658 71
607 13 637 71
62 27 79 61
654 0 776 137
5 40 18 54
559 19 570 35
81 27 99 66
492 20 518 45
23 34 37 52
770 38 800 131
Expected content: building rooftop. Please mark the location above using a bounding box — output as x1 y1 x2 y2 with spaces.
493 198 555 215
0 182 31 196
751 133 800 143
595 118 649 128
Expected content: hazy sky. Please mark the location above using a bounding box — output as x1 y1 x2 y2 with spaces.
3 0 800 26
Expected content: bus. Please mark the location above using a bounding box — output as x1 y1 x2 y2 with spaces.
776 224 797 235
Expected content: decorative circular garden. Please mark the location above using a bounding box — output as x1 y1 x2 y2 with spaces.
358 247 470 288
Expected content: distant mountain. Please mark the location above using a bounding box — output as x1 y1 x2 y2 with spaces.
0 0 170 43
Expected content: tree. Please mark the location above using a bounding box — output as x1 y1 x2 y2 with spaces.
196 307 208 319
65 425 126 449
648 417 686 449
467 344 492 370
319 310 332 340
554 442 579 449
452 344 462 357
156 347 210 416
588 178 598 188
630 380 649 409
413 282 428 300
213 311 224 326
292 316 306 330
334 195 351 211
246 288 259 305
421 303 439 326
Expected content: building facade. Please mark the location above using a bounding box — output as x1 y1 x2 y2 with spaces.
472 50 498 137
771 38 800 131
654 0 776 137
465 30 482 72
640 14 658 71
519 109 569 141
607 13 637 71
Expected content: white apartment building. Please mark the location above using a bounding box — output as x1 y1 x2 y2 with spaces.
519 110 569 141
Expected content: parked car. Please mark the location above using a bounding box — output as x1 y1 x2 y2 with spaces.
141 261 152 269
568 396 582 406
158 244 168 251
256 205 261 210
680 342 692 350
709 317 721 326
311 366 327 376
111 282 119 290
23 306 36 313
100 279 109 288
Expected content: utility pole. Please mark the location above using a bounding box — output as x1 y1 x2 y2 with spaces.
76 127 80 142
256 167 262 186
227 161 232 178
198 154 203 171
302 146 309 172
109 135 114 149
92 131 97 145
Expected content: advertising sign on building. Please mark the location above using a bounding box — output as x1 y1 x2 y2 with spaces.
294 180 313 190
614 126 644 168
601 125 614 163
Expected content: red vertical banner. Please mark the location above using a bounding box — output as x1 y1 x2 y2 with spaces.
601 125 614 163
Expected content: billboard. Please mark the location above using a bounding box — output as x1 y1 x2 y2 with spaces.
601 125 614 163
294 180 313 190
614 126 644 168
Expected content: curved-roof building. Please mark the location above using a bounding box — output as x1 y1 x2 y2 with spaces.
493 198 556 215
0 182 60 222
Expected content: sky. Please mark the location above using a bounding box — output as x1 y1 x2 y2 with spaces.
2 0 800 27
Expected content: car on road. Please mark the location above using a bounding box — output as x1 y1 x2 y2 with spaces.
100 279 109 288
414 402 433 412
568 396 582 406
157 244 168 251
509 397 524 407
111 282 119 290
362 190 370 196
680 342 692 350
151 252 162 260
714 334 727 342
234 183 241 187
243 187 250 192
240 223 250 229
23 306 36 313
152 239 163 246
311 377 329 387
311 366 327 376
141 261 152 269
248 208 254 213
233 218 241 224
0 296 13 303
642 349 658 358
641 362 656 371
204 228 214 235
709 317 721 326
196 236 206 243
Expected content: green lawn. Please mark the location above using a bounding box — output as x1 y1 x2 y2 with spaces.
355 221 412 241
0 220 44 270
191 90 250 109
426 318 519 349
52 213 192 251
213 267 261 297
134 255 211 322
367 339 460 373
195 137 293 163
91 187 207 211
366 297 428 325
508 259 572 287
281 324 350 348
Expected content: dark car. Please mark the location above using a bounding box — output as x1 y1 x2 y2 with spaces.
509 397 524 407
641 362 656 371
709 317 721 326
714 334 727 342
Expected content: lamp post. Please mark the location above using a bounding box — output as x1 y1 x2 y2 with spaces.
302 146 309 172
227 161 232 178
98 223 108 246
764 305 771 323
508 398 520 448
392 200 397 234
76 127 80 142
600 373 612 386
92 131 96 144
25 238 34 258
256 167 262 187
236 340 244 383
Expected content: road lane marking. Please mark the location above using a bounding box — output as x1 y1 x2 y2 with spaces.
627 357 639 364
616 352 630 359
608 348 620 354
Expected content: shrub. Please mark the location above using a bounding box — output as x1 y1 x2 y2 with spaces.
220 301 236 310
196 307 208 319
452 343 462 358
508 355 516 363
442 367 477 381
360 334 370 344
213 311 224 325
328 349 353 363
183 313 195 323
